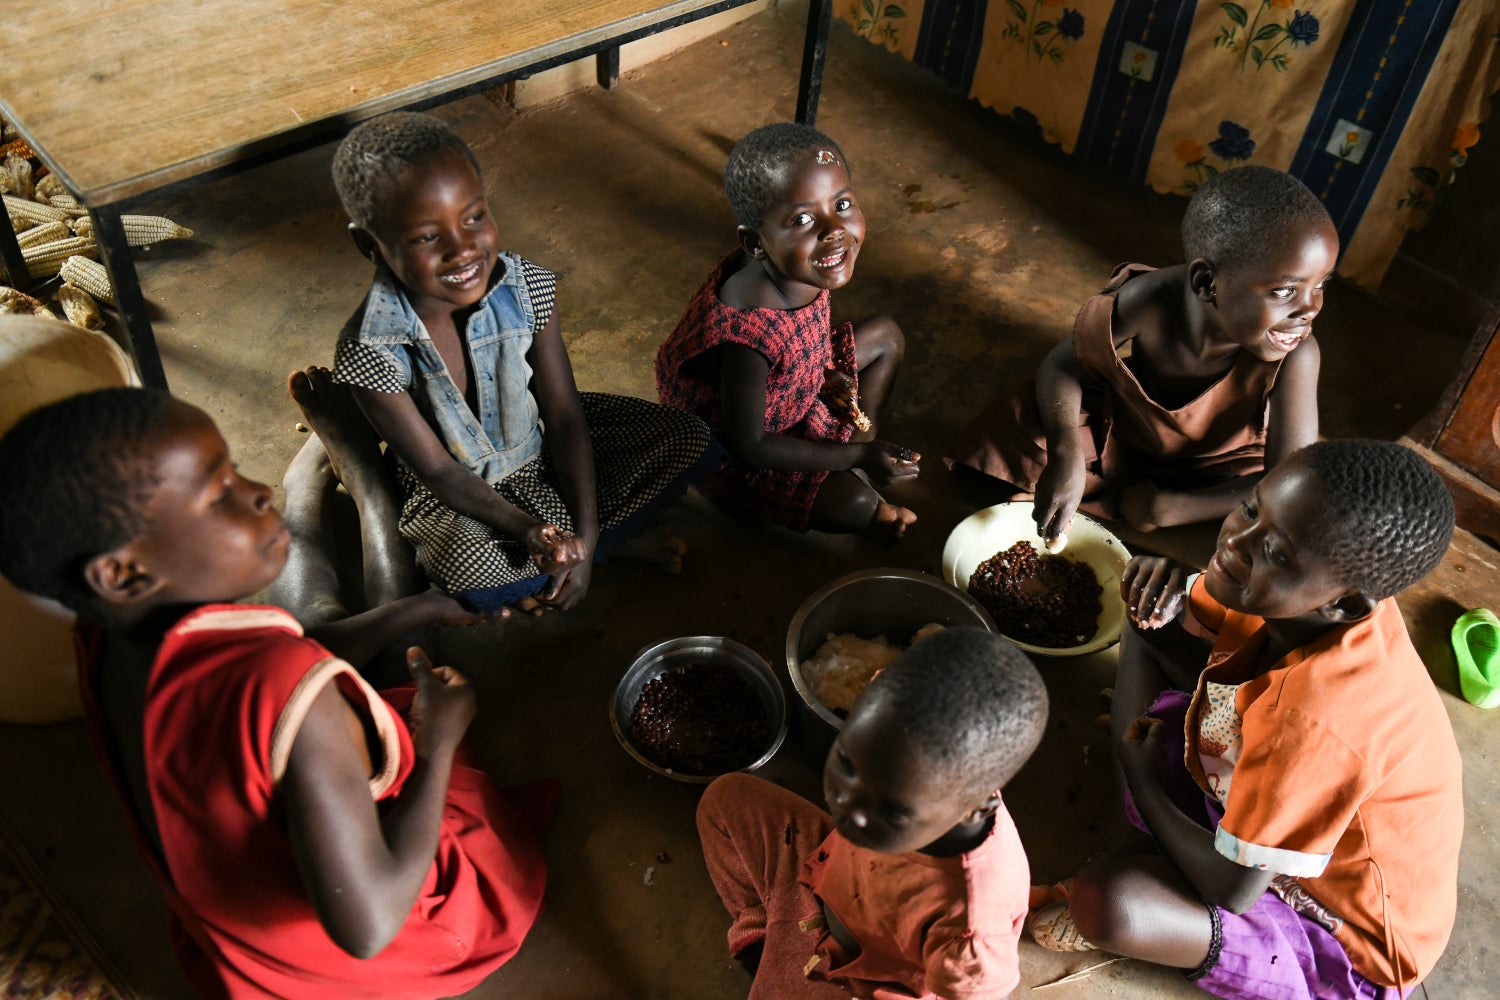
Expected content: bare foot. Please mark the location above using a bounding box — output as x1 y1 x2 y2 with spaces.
864 502 916 541
287 366 386 495
513 595 548 617
616 527 688 573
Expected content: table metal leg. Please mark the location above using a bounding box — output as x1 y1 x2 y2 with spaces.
91 207 168 389
0 211 32 293
597 47 621 89
795 0 832 125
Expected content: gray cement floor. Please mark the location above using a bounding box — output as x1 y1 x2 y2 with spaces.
3 4 1498 997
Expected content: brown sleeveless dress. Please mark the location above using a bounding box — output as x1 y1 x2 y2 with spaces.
947 264 1281 517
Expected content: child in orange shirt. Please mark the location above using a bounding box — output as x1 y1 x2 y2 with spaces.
1033 440 1462 999
698 627 1047 999
948 166 1333 549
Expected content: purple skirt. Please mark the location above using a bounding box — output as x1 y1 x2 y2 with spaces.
1127 690 1407 1000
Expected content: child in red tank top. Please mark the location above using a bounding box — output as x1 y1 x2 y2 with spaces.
0 386 550 998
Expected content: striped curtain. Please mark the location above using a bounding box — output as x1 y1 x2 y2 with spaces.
841 0 1500 289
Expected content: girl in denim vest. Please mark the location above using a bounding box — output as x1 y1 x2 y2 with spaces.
330 112 711 614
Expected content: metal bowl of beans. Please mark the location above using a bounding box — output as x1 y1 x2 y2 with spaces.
611 636 788 783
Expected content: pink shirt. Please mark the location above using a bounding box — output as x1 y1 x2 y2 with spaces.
799 800 1029 999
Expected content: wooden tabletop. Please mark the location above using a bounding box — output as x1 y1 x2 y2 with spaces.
1 0 743 207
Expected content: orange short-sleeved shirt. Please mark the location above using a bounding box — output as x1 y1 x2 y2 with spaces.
799 800 1029 999
1181 579 1463 987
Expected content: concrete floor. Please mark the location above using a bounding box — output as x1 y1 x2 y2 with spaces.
3 4 1498 997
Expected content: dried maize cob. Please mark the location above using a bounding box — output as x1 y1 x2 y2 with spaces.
71 215 93 238
0 285 53 316
3 154 34 201
120 214 193 246
34 173 69 203
42 193 90 218
0 172 14 197
0 139 36 162
59 256 113 304
24 236 97 278
5 194 72 228
57 282 104 330
16 219 69 248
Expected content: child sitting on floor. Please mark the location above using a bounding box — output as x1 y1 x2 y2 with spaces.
948 165 1334 548
698 627 1048 999
0 387 552 998
331 112 712 613
656 122 920 540
1032 440 1461 999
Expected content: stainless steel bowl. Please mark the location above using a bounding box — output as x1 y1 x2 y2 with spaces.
785 568 997 762
611 635 788 783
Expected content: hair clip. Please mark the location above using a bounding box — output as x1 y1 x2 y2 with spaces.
815 150 839 165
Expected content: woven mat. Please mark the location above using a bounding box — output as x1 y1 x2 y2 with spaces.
0 814 136 999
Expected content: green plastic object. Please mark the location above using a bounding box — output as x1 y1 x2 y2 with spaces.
1453 608 1500 709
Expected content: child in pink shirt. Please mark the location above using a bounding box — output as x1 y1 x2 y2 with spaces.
698 627 1048 999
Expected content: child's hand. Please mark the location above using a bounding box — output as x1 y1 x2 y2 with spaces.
1117 715 1166 784
1121 556 1188 629
859 441 920 486
524 523 588 575
407 646 476 757
539 559 593 612
820 367 857 413
1033 455 1086 548
821 367 872 432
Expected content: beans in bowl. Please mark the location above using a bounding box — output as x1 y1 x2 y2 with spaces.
628 663 771 776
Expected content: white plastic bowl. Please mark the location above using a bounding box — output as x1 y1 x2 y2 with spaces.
941 503 1131 656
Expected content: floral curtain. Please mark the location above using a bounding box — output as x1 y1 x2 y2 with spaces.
841 0 1500 289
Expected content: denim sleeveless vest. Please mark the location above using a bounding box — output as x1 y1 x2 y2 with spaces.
350 254 544 484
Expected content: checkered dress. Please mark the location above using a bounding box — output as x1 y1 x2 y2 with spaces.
655 252 859 531
335 260 710 595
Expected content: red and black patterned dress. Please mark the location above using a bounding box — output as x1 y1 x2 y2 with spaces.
656 252 860 531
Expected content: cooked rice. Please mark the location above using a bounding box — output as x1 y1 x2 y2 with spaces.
801 623 945 714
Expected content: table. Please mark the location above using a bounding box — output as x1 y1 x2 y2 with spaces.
0 0 834 388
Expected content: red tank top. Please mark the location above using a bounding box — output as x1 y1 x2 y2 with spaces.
78 605 549 998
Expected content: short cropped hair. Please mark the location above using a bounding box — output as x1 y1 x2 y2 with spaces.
1181 165 1332 275
1299 439 1454 599
866 627 1047 797
724 122 850 229
332 112 481 231
0 388 176 621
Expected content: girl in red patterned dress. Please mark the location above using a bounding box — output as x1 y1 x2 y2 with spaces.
656 123 920 539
